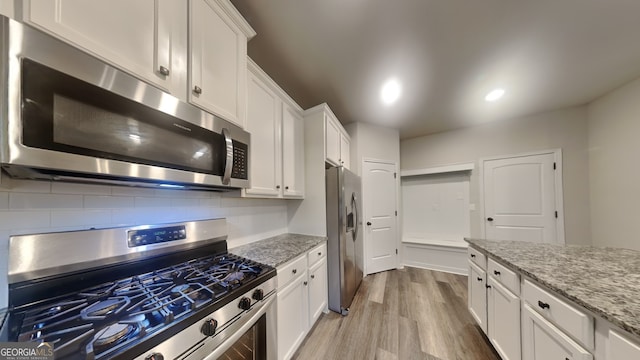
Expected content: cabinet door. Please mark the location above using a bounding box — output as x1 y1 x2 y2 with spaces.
487 277 521 360
244 72 281 197
340 133 350 169
26 0 187 97
609 330 640 360
282 104 305 198
325 116 341 166
190 0 247 127
468 261 488 334
277 273 309 360
522 304 592 360
308 258 327 327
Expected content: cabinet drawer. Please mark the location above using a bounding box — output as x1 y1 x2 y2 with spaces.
468 246 486 268
277 255 307 289
522 279 594 349
522 303 592 360
307 243 327 268
488 258 520 295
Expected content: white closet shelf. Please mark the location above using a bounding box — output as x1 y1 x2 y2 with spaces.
400 162 474 177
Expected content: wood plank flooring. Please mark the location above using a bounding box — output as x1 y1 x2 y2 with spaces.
292 267 500 360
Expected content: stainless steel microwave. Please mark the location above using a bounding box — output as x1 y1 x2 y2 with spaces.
0 16 249 190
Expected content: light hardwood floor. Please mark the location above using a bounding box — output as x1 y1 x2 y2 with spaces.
292 267 500 360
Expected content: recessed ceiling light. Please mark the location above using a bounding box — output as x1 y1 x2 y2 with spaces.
381 78 402 105
485 88 505 102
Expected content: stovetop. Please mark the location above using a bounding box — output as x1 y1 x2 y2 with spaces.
5 253 274 360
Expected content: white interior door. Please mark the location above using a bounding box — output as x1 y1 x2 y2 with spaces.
363 161 398 275
482 152 560 243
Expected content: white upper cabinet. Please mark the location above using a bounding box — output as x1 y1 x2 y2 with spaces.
24 0 188 99
244 69 281 197
189 0 254 127
282 103 305 198
243 59 305 199
316 106 350 169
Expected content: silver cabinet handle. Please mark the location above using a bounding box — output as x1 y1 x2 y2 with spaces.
221 128 233 185
193 86 202 95
159 66 170 76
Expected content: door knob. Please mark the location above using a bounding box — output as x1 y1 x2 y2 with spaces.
487 217 494 222
366 221 372 226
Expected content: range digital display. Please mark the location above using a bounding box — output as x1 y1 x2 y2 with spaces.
127 225 187 247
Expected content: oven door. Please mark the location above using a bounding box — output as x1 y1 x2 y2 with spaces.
193 295 276 360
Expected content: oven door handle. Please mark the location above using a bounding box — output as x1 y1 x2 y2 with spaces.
203 295 275 360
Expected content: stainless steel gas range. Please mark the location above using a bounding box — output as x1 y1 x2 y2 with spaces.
0 218 277 360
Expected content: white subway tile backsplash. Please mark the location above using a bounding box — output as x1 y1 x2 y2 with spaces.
1 178 51 193
170 197 201 207
111 186 157 197
0 210 50 230
0 192 8 209
52 182 112 195
10 193 83 209
51 210 112 228
84 195 135 209
135 197 172 208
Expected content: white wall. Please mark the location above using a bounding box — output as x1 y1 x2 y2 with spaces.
0 1 14 18
587 76 640 250
0 173 288 308
400 106 591 246
344 122 400 176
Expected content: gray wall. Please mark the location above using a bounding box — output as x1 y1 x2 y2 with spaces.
400 106 591 246
587 76 640 250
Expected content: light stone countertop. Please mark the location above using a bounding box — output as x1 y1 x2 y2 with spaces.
230 233 327 268
466 238 640 338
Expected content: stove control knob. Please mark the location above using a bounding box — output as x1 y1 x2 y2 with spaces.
145 353 164 360
252 289 264 301
238 297 252 311
200 318 218 337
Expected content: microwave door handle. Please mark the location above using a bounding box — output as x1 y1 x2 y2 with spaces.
222 128 233 185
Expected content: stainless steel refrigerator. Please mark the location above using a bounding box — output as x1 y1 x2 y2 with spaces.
326 166 364 315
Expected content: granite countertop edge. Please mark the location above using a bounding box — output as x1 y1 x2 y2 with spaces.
230 233 327 268
465 238 640 338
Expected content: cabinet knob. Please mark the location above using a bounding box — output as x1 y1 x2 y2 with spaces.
311 275 315 279
303 281 308 286
485 284 492 289
193 86 202 95
318 252 322 256
276 185 281 189
366 221 372 226
292 269 297 274
487 217 494 222
285 186 289 190
158 66 170 76
538 300 550 309
493 270 501 276
470 254 476 258
476 277 483 282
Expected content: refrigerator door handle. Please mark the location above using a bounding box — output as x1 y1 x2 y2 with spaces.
352 192 359 241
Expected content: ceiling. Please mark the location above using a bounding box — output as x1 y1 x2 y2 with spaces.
230 0 640 139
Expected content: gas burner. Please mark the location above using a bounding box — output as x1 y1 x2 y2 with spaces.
221 271 245 286
81 297 129 320
170 284 193 297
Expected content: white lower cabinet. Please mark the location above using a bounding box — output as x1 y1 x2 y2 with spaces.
608 330 640 360
522 303 592 360
487 277 521 360
277 268 309 360
276 243 328 360
308 257 327 325
468 260 488 333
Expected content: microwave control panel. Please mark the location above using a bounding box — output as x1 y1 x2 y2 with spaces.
231 142 248 179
